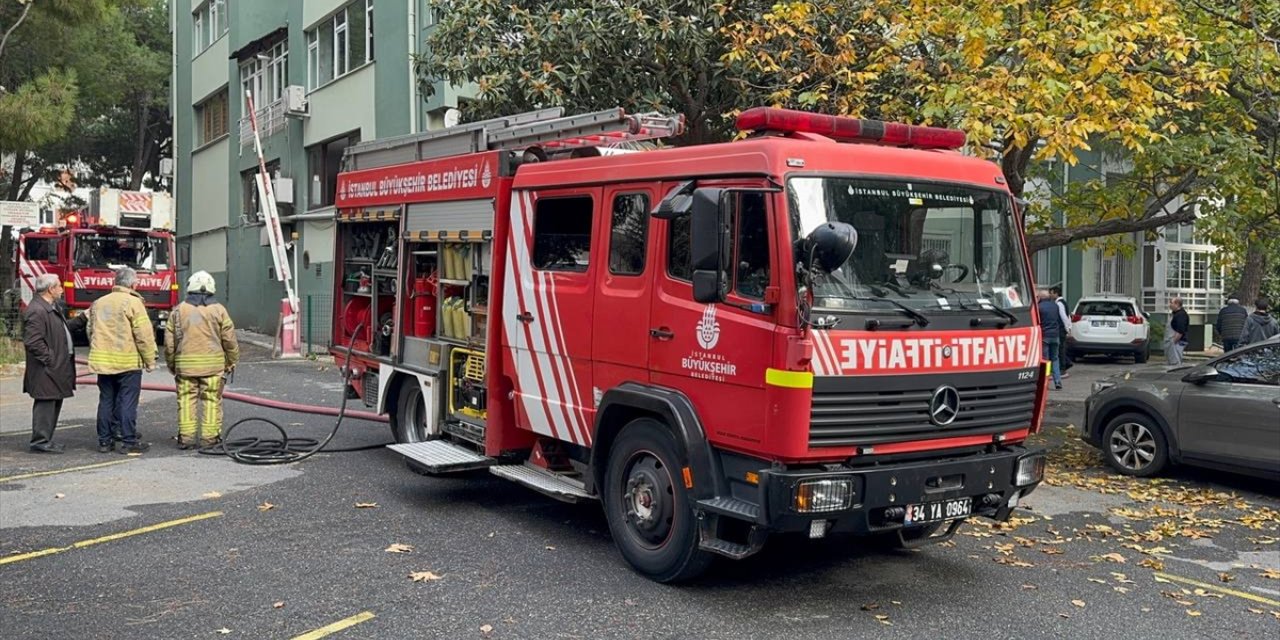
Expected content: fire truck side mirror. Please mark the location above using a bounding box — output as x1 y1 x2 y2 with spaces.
691 188 730 304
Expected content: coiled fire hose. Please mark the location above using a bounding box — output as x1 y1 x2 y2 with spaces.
74 322 389 465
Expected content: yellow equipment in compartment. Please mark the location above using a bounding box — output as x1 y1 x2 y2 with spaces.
449 347 487 420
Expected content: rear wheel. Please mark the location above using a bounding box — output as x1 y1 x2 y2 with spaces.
1134 344 1149 364
602 418 712 583
1102 413 1168 477
390 377 432 475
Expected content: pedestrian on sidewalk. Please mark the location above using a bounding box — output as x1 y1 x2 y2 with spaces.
165 271 239 449
1239 297 1279 346
1050 285 1073 376
1037 289 1063 390
1164 297 1190 366
87 267 156 454
1214 297 1248 352
21 274 88 453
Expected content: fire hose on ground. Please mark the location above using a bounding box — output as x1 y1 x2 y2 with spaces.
73 323 390 465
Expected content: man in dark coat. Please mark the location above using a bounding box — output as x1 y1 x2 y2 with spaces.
1214 297 1248 352
22 273 88 453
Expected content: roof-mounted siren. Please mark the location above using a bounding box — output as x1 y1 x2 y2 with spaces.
735 107 966 150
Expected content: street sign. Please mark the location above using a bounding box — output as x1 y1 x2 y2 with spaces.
0 201 40 228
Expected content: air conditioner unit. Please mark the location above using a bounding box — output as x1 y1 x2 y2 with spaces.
284 85 309 116
274 177 294 204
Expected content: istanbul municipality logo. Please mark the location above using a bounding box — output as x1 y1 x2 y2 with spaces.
481 161 493 188
695 305 721 350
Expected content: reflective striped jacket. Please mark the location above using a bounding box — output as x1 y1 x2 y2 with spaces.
164 301 239 377
87 286 157 374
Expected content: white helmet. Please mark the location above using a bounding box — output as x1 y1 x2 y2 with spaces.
187 270 216 294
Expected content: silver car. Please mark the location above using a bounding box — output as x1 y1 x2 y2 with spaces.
1082 336 1280 479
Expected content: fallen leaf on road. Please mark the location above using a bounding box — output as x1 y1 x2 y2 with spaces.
890 600 902 605
1248 608 1265 615
273 602 284 609
1139 558 1165 571
1261 569 1280 580
1186 610 1202 617
1088 578 1107 585
1058 613 1070 619
410 571 443 582
1219 573 1235 583
385 543 414 554
1021 584 1038 590
1114 586 1130 594
1071 600 1086 608
216 629 231 635
202 491 222 499
1040 547 1064 555
1193 589 1224 599
875 615 891 625
1096 552 1126 564
480 624 493 634
355 503 378 508
860 603 880 611
54 493 65 499
545 545 556 551
257 502 275 512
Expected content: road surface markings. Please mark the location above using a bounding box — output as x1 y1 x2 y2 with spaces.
0 459 134 483
1155 572 1280 607
291 611 376 639
0 511 223 566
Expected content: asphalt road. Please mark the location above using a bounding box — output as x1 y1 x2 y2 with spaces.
1 354 1277 639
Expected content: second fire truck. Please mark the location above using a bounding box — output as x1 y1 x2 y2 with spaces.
331 107 1049 581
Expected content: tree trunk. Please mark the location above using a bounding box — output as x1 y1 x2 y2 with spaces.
130 97 149 190
2 150 27 298
6 150 26 200
1236 239 1267 306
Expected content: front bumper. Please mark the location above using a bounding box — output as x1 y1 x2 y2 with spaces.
724 446 1044 536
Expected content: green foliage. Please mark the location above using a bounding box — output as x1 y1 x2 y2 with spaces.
0 67 78 150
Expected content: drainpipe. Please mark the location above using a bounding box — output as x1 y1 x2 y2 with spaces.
408 0 419 133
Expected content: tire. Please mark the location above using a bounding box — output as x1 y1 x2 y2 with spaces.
1134 346 1148 364
1101 412 1169 477
389 377 432 476
601 418 713 583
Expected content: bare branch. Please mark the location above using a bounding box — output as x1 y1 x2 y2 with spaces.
0 1 34 62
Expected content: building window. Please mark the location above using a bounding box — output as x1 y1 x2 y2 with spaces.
1165 249 1221 291
608 193 649 275
240 39 289 109
192 0 227 57
533 196 594 272
307 132 359 209
1096 251 1129 294
242 161 280 223
306 1 374 91
196 89 229 146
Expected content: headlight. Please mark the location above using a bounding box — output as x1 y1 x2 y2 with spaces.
794 478 856 513
1014 454 1046 487
1091 381 1116 396
157 310 168 320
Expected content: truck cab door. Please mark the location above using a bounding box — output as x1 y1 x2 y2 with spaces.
592 185 657 406
503 188 598 446
648 189 777 447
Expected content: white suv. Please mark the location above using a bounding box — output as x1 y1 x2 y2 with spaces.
1066 295 1151 363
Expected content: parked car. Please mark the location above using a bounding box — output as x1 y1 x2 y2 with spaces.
1082 336 1280 480
1067 295 1150 363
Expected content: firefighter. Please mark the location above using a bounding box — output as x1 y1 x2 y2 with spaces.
87 267 157 454
165 271 239 449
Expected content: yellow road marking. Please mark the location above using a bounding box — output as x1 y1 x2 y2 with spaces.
0 459 134 483
1154 572 1280 607
0 511 223 566
291 611 376 640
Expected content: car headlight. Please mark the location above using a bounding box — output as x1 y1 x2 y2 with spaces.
794 478 856 513
1091 381 1116 396
1014 454 1046 487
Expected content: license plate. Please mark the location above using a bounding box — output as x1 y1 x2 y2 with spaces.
904 497 972 525
1091 320 1117 327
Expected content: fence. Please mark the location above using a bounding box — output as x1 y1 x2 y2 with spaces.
303 294 334 357
1 291 25 365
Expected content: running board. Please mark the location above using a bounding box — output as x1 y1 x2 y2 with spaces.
388 440 494 473
490 464 594 503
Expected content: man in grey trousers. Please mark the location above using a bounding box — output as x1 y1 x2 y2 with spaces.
21 273 88 453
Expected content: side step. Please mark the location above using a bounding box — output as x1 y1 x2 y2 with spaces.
697 497 761 522
388 440 494 473
490 464 594 503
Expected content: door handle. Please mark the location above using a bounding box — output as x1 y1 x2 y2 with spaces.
515 312 534 324
649 327 674 340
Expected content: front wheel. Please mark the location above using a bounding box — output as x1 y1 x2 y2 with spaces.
602 418 713 583
1102 413 1168 477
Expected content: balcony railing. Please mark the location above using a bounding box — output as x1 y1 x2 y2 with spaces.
1142 288 1224 314
239 98 287 146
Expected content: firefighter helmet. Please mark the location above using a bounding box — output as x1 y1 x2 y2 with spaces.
187 270 216 294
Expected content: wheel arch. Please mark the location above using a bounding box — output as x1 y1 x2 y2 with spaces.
588 382 724 501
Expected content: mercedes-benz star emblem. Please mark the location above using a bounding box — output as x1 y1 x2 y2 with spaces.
929 385 961 426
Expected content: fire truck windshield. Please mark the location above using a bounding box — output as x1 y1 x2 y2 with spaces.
73 234 170 272
787 177 1031 314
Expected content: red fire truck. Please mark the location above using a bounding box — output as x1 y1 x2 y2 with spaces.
17 188 178 341
331 107 1049 581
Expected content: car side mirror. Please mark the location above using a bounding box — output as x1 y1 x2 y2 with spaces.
690 188 730 303
1181 365 1218 385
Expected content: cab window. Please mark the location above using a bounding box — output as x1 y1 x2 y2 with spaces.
608 193 649 276
24 237 59 262
533 196 594 272
733 192 770 299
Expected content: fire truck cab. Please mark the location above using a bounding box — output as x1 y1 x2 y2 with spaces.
332 107 1049 581
17 188 178 341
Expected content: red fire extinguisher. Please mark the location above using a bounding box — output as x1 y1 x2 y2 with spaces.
412 273 437 338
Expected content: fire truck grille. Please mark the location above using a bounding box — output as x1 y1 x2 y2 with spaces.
808 373 1038 448
138 290 172 306
72 289 170 306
